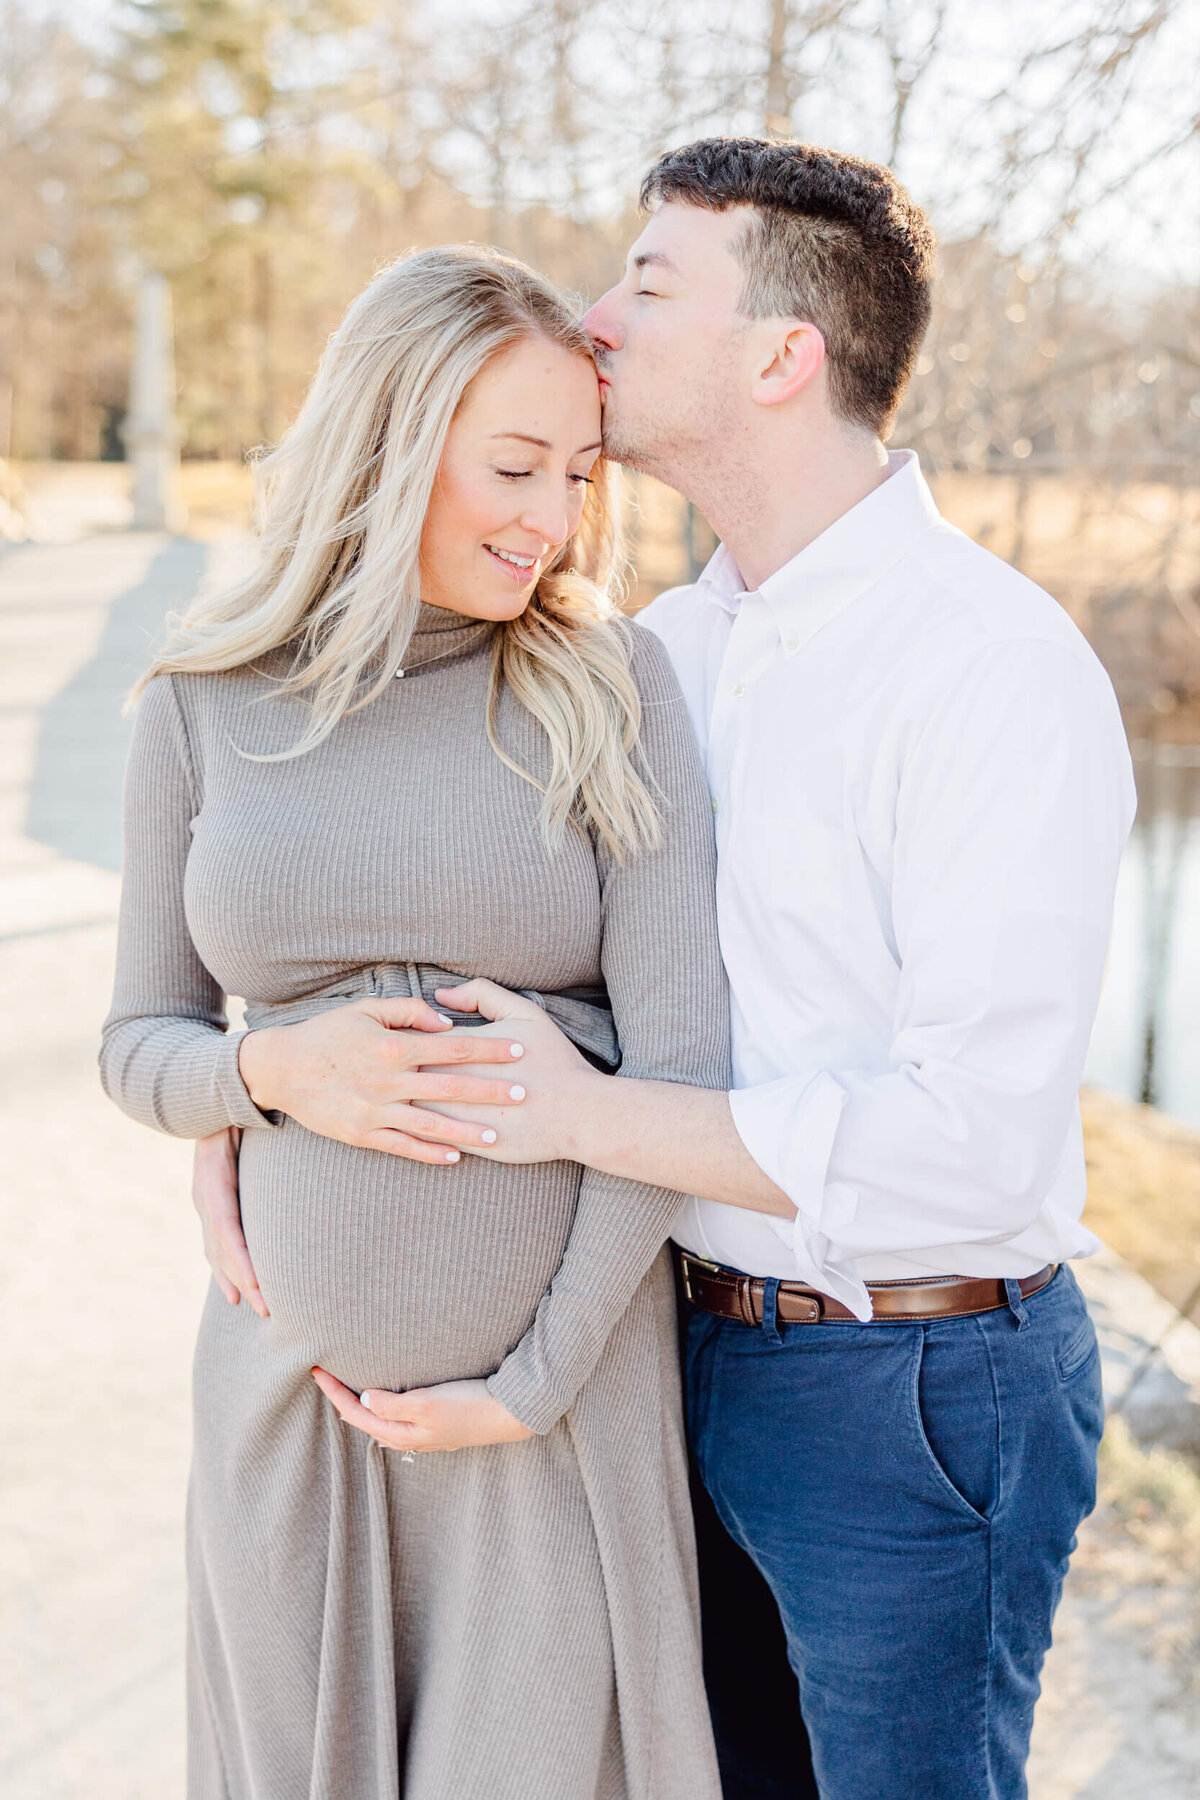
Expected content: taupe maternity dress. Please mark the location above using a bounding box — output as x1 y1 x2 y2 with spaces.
100 604 729 1800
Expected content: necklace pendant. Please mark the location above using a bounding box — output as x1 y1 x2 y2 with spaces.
393 668 406 680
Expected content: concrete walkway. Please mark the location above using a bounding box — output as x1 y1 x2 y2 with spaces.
0 532 206 1797
1 528 1195 1797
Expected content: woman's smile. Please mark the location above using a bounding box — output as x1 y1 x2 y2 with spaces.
483 542 542 582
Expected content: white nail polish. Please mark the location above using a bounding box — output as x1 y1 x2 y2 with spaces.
509 1085 526 1101
361 1391 373 1411
438 1013 453 1024
510 1043 524 1058
446 1150 460 1163
482 1129 497 1144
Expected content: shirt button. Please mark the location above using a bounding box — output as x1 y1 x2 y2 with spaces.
785 638 798 652
711 796 719 814
732 682 746 697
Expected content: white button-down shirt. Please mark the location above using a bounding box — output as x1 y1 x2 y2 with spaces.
641 451 1136 1320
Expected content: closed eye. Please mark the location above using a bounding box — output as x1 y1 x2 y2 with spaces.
570 474 594 485
635 289 661 298
496 469 533 480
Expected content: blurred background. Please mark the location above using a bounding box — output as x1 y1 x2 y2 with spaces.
1 1 1198 1795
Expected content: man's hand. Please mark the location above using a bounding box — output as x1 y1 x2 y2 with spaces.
237 994 529 1162
193 1127 269 1316
311 1368 536 1453
432 983 795 1219
426 980 601 1163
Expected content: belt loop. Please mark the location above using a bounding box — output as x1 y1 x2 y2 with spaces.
1003 1277 1030 1331
761 1278 784 1346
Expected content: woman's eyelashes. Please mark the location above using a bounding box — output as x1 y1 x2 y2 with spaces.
494 468 593 485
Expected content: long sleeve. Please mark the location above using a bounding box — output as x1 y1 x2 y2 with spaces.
488 628 731 1433
729 637 1136 1318
99 675 280 1138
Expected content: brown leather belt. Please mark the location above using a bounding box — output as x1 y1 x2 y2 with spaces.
678 1250 1059 1325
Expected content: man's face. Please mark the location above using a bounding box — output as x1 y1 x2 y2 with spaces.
583 202 756 480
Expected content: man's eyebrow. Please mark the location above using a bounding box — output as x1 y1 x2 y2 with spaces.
632 251 680 274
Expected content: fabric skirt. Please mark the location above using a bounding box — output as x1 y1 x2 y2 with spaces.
183 1121 719 1798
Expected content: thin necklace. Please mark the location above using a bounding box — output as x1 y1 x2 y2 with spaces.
392 625 491 680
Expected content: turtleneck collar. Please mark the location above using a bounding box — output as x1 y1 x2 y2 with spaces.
400 601 496 675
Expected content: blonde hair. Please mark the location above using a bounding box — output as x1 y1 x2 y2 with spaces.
136 245 660 862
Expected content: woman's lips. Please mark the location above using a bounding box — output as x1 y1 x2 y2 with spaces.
484 544 540 583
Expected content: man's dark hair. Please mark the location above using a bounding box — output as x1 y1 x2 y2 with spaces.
640 138 936 437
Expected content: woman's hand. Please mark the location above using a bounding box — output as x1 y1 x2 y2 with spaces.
311 1368 536 1453
193 1128 269 1317
236 994 529 1162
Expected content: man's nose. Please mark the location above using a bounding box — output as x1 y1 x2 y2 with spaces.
582 287 621 350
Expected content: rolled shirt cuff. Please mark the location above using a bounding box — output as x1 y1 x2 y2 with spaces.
728 1070 872 1321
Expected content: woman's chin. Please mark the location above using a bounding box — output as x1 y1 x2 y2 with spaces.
424 587 535 623
472 589 538 621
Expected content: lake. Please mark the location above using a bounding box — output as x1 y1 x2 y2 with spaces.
1086 739 1200 1128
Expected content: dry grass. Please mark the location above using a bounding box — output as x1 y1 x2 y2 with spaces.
929 473 1200 612
1071 1416 1200 1703
1081 1088 1200 1317
176 461 254 536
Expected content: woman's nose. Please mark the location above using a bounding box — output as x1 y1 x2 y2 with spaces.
521 497 571 548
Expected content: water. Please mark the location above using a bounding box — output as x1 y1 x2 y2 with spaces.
1085 740 1200 1128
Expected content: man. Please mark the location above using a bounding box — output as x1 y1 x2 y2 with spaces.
200 140 1135 1796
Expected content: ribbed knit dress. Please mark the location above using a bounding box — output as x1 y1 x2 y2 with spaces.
99 602 729 1800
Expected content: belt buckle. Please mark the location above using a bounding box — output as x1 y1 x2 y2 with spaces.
680 1252 721 1304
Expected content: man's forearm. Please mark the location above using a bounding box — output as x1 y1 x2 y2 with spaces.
567 1076 796 1218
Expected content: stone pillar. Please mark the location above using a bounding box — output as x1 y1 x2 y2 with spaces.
124 270 185 531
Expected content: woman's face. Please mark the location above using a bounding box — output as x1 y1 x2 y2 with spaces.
419 336 603 621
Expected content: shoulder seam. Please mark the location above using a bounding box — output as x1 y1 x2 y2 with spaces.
161 673 204 814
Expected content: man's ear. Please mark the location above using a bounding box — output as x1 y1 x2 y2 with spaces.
752 321 825 408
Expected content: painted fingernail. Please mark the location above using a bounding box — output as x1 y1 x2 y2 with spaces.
446 1150 460 1163
437 1013 453 1024
361 1391 373 1410
509 1043 524 1058
481 1128 497 1144
509 1085 526 1101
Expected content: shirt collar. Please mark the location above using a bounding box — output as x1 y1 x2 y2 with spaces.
697 449 942 653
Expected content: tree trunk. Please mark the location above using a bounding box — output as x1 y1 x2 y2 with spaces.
765 0 791 136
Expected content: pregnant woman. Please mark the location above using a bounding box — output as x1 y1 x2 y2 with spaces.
100 246 727 1799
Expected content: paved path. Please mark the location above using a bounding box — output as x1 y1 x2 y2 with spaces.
0 533 208 1798
0 529 1195 1797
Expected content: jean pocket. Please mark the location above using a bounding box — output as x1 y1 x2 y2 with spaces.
909 1327 996 1525
1056 1316 1099 1383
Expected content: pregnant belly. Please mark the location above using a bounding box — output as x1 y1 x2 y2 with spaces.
237 1119 581 1393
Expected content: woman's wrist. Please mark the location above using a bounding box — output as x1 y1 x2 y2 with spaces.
237 1026 282 1111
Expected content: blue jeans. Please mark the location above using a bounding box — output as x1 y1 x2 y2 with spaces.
684 1265 1104 1800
